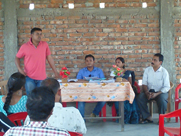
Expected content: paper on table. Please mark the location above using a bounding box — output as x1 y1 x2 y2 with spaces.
89 79 115 83
57 79 62 83
84 77 100 80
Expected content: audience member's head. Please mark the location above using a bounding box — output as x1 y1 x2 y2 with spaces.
154 53 164 62
85 54 95 68
41 78 61 102
3 72 26 115
26 87 55 121
151 53 164 68
115 57 125 69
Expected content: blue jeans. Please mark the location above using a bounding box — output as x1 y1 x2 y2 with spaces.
25 76 42 95
78 102 106 117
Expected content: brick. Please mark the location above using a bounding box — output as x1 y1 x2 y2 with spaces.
69 33 82 37
64 38 76 41
76 20 89 24
108 50 121 54
128 28 141 32
70 51 82 54
61 46 74 50
117 3 130 7
68 16 81 19
76 29 89 33
142 54 154 58
115 28 128 32
75 46 87 50
109 33 121 37
89 29 103 32
63 20 75 24
129 37 142 41
55 16 67 20
64 29 76 33
101 46 114 50
48 4 60 8
83 50 95 54
96 33 108 37
90 20 102 23
103 28 115 32
83 33 95 37
35 4 47 8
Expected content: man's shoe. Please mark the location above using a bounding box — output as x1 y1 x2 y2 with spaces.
90 113 96 117
89 113 96 122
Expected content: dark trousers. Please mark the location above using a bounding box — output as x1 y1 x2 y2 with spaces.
0 112 15 132
136 92 168 120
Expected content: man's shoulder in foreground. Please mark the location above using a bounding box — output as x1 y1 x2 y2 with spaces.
5 121 70 136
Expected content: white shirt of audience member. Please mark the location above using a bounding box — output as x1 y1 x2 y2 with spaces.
25 102 87 134
142 66 170 93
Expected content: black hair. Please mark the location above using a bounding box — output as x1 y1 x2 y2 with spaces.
31 27 42 34
116 57 125 69
41 78 60 95
26 87 55 121
154 53 164 62
85 54 95 61
3 72 26 115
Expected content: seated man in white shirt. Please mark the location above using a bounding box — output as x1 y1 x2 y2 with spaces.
136 53 170 123
25 78 87 134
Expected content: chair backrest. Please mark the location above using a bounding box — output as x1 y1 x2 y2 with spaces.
7 112 28 126
68 131 83 136
0 80 8 95
134 81 141 94
0 132 5 136
175 83 181 100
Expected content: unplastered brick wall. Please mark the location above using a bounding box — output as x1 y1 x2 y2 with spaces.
174 0 181 7
0 1 4 81
18 0 160 79
19 0 158 9
174 17 181 84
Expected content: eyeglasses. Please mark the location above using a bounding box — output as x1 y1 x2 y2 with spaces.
89 74 91 77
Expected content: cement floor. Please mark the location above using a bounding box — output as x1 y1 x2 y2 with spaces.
84 115 179 136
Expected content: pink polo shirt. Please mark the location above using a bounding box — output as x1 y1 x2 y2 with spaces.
16 39 51 80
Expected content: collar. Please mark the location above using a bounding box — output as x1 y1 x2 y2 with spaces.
25 121 49 128
29 38 41 46
85 67 96 71
152 66 162 72
54 102 63 108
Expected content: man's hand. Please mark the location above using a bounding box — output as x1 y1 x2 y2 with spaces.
18 69 26 76
150 92 161 99
54 72 61 79
145 91 152 100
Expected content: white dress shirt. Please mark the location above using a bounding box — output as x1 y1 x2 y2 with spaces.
142 66 170 93
25 103 87 134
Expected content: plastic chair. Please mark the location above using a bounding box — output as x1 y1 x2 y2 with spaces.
7 112 28 126
69 131 83 136
149 81 174 122
159 109 181 136
62 102 67 107
0 132 5 136
175 83 181 122
0 80 8 95
76 102 106 122
112 81 140 121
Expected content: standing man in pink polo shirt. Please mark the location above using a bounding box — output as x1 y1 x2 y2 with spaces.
15 27 60 95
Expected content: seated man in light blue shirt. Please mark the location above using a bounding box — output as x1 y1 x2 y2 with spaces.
76 54 106 118
136 53 170 123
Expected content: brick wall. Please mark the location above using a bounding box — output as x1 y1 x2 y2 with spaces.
19 0 158 9
17 0 160 80
0 1 4 81
174 18 181 84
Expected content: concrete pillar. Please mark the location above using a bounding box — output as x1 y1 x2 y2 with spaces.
3 0 18 79
160 0 175 111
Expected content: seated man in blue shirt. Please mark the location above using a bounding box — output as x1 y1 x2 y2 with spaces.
76 54 106 118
